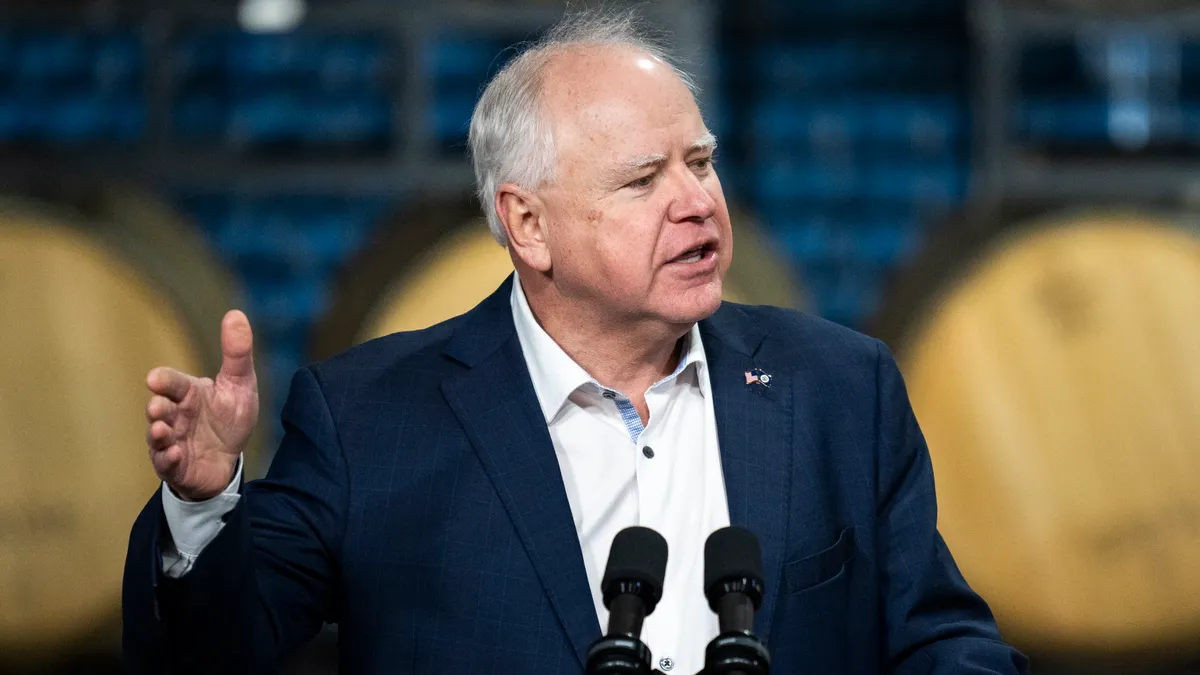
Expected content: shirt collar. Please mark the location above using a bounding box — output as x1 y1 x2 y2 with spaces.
509 273 710 424
672 319 710 398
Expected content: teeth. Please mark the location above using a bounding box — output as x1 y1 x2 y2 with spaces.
677 248 704 263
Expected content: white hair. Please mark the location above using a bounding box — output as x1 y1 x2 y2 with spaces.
467 7 699 247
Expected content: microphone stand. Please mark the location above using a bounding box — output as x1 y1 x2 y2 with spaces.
586 527 669 675
700 527 771 675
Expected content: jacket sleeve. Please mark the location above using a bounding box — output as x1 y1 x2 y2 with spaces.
122 366 348 675
872 340 1029 675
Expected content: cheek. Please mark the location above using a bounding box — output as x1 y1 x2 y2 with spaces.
553 199 670 289
705 171 728 211
712 195 733 238
596 232 653 279
544 199 597 264
548 216 634 286
600 205 667 264
632 214 674 274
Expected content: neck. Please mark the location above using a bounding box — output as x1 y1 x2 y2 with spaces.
519 272 689 397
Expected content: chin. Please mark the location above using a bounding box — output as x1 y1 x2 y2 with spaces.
657 282 724 325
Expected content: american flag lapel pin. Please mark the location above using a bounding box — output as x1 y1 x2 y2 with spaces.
744 367 772 388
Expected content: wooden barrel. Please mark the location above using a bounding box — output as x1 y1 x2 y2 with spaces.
872 207 1200 661
311 198 805 358
0 189 268 667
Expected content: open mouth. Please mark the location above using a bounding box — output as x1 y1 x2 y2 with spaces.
671 244 715 264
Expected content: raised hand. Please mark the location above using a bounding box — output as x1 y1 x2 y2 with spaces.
145 310 260 501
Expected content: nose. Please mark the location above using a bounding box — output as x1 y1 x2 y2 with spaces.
666 166 717 224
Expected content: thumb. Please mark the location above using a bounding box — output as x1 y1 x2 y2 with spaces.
218 309 256 384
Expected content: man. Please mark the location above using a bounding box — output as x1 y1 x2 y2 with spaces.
124 10 1027 675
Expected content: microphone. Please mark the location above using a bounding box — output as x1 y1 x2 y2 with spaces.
586 526 668 675
702 526 770 675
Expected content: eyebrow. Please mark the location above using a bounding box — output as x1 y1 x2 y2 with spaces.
614 153 669 178
689 132 718 154
608 132 720 182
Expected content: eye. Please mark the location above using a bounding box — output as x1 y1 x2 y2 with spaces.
626 174 655 189
691 156 715 172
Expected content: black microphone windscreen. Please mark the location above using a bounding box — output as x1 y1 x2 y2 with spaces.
601 526 668 612
704 526 763 592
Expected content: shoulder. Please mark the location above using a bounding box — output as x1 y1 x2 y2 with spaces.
299 313 468 405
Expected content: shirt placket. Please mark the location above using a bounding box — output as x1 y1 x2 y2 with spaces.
636 380 682 672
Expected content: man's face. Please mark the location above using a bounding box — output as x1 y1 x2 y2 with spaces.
535 46 732 327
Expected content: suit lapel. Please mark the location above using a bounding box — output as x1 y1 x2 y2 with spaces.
700 305 794 642
441 278 601 669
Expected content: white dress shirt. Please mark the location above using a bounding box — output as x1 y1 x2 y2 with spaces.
161 273 731 675
510 275 731 675
160 458 242 577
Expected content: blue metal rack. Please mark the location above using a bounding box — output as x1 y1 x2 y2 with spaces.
0 0 977 437
973 0 1200 202
0 27 144 143
721 0 971 328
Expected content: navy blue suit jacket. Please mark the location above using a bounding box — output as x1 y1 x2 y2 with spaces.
123 278 1027 675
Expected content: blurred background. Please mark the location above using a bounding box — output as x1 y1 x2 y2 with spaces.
1 0 1199 673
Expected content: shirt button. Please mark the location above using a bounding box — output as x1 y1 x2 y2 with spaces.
642 446 655 459
602 390 616 400
659 656 675 671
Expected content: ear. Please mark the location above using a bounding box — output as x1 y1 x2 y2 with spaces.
495 183 552 272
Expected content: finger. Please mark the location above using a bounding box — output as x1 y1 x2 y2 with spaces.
151 445 185 482
218 310 256 385
146 395 179 424
146 420 175 452
147 367 192 403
